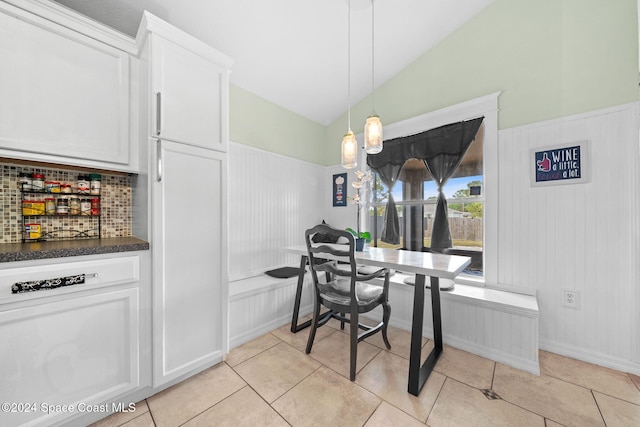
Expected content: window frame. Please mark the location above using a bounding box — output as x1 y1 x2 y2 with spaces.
357 92 500 287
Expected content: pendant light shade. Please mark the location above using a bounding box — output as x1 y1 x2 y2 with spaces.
341 130 357 169
364 0 383 154
364 113 383 154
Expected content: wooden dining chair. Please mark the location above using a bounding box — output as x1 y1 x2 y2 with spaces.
304 223 391 381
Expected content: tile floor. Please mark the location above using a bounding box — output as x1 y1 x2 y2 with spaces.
92 318 640 426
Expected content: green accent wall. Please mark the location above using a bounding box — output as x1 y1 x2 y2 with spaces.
229 0 638 167
229 85 325 163
325 0 639 166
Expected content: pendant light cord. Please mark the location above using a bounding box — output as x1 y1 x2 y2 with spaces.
347 0 352 131
371 0 375 112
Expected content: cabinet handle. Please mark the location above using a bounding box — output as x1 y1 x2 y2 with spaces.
157 140 163 182
156 92 162 136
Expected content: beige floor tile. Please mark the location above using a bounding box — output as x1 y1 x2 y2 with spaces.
306 327 382 379
364 323 428 360
493 363 605 427
147 363 246 427
540 351 640 404
233 341 321 403
545 420 564 427
433 345 495 390
364 401 425 427
270 317 338 352
272 366 381 427
594 391 640 427
183 386 289 427
630 373 640 392
356 350 445 422
428 378 544 427
225 332 282 367
90 400 149 427
120 411 155 427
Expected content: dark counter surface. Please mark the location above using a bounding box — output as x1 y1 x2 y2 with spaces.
0 237 150 263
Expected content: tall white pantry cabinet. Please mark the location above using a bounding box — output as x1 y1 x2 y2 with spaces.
136 12 232 387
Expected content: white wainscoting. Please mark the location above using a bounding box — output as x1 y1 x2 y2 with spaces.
228 274 313 348
380 278 540 374
498 102 640 373
228 142 326 281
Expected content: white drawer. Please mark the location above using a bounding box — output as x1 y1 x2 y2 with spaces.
0 256 139 304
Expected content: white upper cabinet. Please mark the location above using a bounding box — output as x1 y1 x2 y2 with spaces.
0 2 137 172
142 13 232 152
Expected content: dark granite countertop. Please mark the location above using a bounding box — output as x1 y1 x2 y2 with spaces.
0 237 150 263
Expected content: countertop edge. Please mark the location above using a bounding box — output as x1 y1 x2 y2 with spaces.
0 238 150 263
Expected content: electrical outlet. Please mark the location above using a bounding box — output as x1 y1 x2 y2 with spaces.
562 289 580 309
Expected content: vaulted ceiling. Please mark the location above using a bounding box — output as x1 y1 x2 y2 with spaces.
54 0 494 125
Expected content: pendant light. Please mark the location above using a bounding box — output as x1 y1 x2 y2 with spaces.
364 0 383 154
341 0 357 169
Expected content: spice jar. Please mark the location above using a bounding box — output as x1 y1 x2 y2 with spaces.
24 223 41 240
56 197 69 215
77 175 90 194
69 196 80 215
61 183 72 194
89 173 101 195
80 198 92 216
18 172 32 191
22 200 45 216
45 198 56 215
31 173 45 192
91 198 100 216
45 181 60 193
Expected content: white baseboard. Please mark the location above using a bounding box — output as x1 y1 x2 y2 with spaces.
539 339 640 376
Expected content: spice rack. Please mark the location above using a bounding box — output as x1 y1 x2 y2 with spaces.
20 187 101 242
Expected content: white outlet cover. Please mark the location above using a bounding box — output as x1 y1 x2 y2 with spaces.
562 289 581 309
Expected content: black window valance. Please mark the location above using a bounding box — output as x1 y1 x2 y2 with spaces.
366 117 484 250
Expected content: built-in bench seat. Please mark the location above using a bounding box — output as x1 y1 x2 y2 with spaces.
373 272 538 317
228 267 540 375
228 268 313 349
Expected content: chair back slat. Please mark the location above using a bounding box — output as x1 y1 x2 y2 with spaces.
305 224 357 280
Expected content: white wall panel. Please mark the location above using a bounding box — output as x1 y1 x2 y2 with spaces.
228 142 326 281
229 276 313 347
498 103 640 372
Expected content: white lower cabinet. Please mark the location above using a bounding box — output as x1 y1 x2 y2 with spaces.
0 254 149 427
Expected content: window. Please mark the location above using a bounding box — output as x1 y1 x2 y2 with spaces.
360 92 500 284
368 126 484 275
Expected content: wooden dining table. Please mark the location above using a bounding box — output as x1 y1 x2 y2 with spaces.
282 244 471 396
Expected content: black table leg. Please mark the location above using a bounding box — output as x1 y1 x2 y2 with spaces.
290 255 311 333
408 274 443 396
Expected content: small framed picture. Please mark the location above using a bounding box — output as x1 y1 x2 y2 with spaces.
333 173 347 206
530 141 589 187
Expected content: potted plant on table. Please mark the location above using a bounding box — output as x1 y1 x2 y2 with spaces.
347 170 373 251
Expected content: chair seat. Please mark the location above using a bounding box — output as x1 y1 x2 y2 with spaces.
318 279 383 307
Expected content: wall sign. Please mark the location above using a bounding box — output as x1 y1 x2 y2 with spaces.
531 141 589 187
333 173 347 207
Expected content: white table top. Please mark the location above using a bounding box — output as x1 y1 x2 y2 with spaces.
282 245 471 280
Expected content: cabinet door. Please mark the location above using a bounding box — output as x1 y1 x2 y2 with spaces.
152 139 228 385
152 35 229 152
0 7 131 169
0 288 139 427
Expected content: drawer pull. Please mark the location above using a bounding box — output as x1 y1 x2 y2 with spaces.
11 274 86 294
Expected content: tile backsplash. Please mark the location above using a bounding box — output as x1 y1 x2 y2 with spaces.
1 163 132 243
